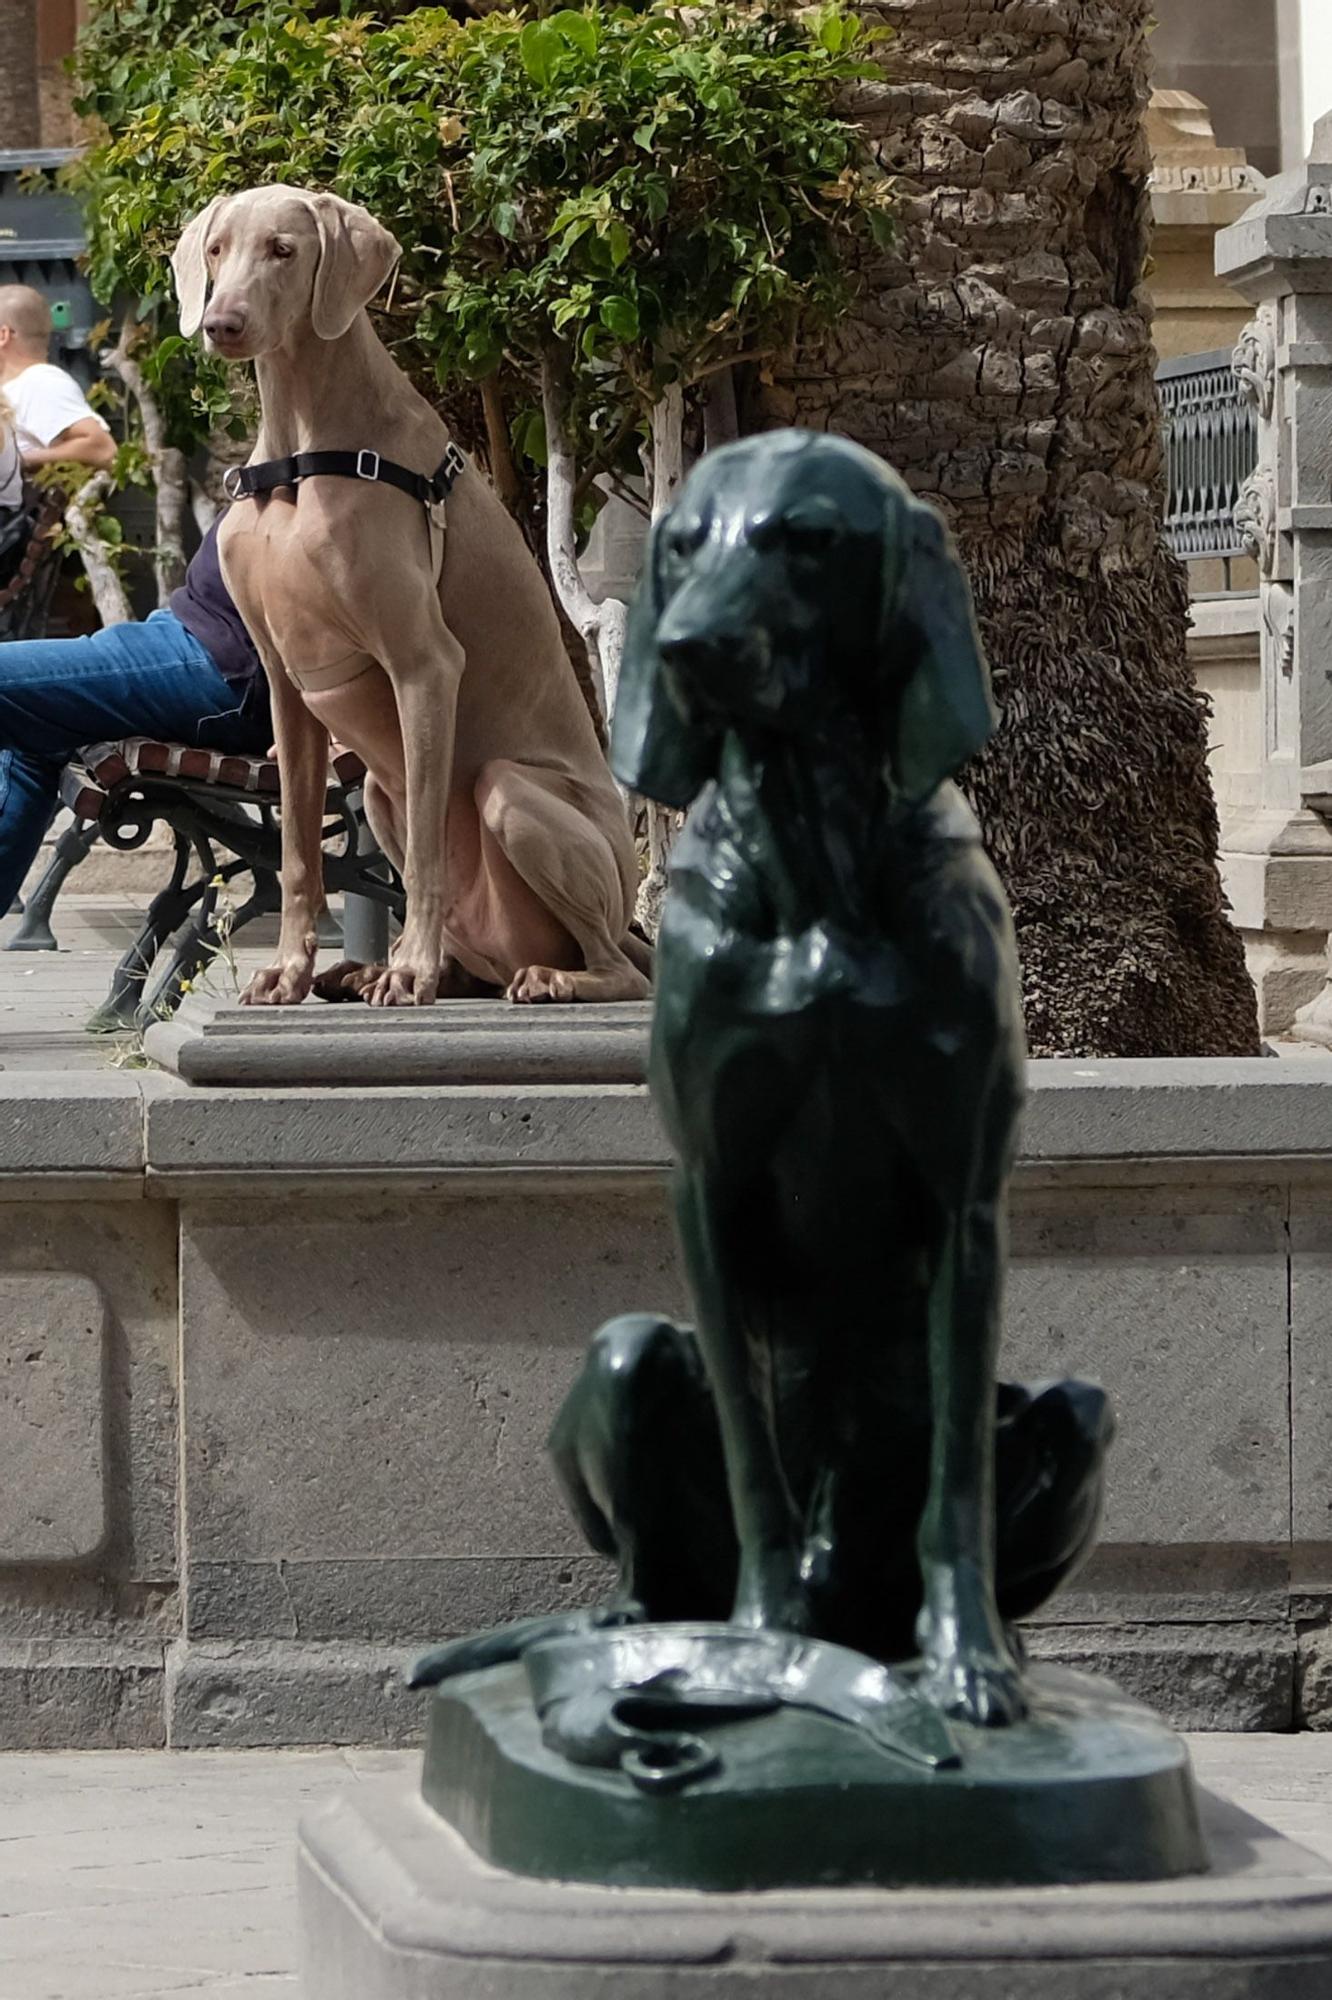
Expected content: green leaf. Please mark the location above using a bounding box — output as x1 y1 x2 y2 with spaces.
512 406 549 468
599 292 639 341
492 200 518 240
606 220 631 269
551 10 597 57
519 20 562 88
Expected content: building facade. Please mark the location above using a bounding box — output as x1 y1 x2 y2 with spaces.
1152 0 1332 180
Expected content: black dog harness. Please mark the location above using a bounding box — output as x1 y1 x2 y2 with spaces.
222 441 466 588
222 442 466 509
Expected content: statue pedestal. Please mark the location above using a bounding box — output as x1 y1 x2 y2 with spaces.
143 993 651 1086
297 1775 1332 1998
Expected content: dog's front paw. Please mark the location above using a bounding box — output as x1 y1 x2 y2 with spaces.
918 1647 1027 1728
240 958 314 1006
365 961 440 1007
507 964 577 1004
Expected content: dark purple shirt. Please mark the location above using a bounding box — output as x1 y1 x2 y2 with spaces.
170 519 264 692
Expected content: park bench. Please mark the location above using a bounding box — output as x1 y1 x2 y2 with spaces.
5 736 401 1031
0 490 62 642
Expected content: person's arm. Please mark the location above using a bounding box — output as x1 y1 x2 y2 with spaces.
22 419 116 474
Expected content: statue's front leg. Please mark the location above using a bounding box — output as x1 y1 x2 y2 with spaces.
673 1173 811 1635
915 1197 1026 1726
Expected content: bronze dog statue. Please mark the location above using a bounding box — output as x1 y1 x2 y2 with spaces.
415 433 1110 1740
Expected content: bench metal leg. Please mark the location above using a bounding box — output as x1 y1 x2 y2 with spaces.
134 868 281 1028
86 832 197 1034
343 890 390 964
5 818 100 952
341 793 392 962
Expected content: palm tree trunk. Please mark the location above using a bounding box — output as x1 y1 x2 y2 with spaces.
752 0 1258 1057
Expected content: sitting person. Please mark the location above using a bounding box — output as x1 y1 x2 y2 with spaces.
0 520 272 918
0 285 116 477
0 283 272 916
0 401 21 517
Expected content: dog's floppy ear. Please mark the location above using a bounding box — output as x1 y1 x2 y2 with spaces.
887 496 996 801
172 195 228 339
307 192 402 341
610 518 721 810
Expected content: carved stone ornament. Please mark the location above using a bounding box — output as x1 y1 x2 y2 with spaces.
1235 466 1278 575
1232 319 1275 421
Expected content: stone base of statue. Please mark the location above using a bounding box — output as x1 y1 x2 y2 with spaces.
297 1766 1332 1999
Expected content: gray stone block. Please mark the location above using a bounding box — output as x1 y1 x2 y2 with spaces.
0 1272 107 1561
1289 1188 1332 1546
145 1083 666 1184
1005 1189 1291 1547
1024 1624 1295 1731
0 1199 179 1582
1021 1055 1332 1161
186 1555 612 1641
0 1641 164 1748
167 1640 422 1748
146 995 652 1087
1045 1543 1290 1627
297 1780 1332 1998
0 1074 150 1183
178 1190 684 1586
1296 1627 1332 1727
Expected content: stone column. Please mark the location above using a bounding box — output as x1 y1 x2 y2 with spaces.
1146 91 1263 360
1215 111 1332 1041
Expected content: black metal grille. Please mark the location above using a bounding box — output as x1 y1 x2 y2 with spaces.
0 149 97 391
1157 349 1258 561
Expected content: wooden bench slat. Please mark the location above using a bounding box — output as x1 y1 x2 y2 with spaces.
72 737 366 800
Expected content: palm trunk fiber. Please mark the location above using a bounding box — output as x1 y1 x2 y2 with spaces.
751 0 1258 1057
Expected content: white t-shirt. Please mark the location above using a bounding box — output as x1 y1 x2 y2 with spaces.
3 362 111 460
0 426 21 510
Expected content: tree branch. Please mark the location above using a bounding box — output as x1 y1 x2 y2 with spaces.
105 313 188 601
65 469 132 627
480 374 524 517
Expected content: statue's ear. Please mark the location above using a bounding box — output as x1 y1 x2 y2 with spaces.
609 518 721 809
887 498 996 800
172 195 228 338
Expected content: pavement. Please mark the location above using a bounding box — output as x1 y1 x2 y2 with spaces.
0 1736 1331 1998
0 893 354 1073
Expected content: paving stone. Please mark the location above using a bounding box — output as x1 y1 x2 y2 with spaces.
1 1737 1331 1998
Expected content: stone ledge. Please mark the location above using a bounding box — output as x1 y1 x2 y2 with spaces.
0 1072 152 1185
5 1054 1332 1188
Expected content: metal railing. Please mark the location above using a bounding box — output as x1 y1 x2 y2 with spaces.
1157 348 1257 563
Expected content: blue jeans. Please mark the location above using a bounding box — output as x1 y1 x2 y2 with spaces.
0 610 269 915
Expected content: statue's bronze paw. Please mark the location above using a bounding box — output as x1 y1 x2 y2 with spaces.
918 1649 1028 1729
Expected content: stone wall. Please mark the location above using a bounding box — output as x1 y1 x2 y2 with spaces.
2 1058 1332 1747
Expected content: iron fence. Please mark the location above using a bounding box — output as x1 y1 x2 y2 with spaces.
1157 348 1257 563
